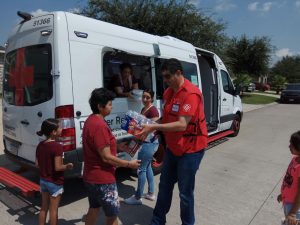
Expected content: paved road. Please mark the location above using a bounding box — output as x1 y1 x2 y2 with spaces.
0 103 299 225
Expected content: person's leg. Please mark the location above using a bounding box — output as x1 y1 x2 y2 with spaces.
39 192 50 225
146 159 155 194
84 182 102 225
85 208 100 225
177 150 205 225
49 195 61 225
101 184 120 224
106 216 118 225
150 149 178 225
135 145 148 199
146 142 159 195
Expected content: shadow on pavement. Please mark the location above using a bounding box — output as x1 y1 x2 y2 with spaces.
0 165 155 225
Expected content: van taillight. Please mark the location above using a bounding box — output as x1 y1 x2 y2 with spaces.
55 105 74 118
55 105 76 151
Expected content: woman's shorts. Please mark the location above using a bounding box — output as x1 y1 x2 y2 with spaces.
40 179 64 197
84 182 120 217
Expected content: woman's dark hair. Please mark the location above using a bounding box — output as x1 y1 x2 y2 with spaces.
143 89 155 102
37 118 59 137
161 58 183 75
119 63 132 73
290 130 300 151
89 88 116 114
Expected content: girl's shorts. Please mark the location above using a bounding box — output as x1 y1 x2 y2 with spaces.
40 179 64 197
84 182 120 217
283 203 300 224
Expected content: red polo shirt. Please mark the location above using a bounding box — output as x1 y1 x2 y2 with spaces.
82 114 117 184
162 79 207 156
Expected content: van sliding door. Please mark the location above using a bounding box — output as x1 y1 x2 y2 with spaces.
196 51 218 132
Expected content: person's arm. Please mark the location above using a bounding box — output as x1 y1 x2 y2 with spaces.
148 106 160 122
35 159 39 167
132 75 139 90
54 156 73 171
97 146 140 169
114 86 131 97
137 116 192 141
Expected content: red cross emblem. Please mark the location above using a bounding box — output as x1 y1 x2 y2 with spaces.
8 48 34 106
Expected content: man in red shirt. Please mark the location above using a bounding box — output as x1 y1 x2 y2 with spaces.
139 58 208 225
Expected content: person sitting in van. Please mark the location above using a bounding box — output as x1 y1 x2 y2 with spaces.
110 63 139 97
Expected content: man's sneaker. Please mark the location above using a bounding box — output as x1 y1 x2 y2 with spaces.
124 195 142 205
143 193 156 201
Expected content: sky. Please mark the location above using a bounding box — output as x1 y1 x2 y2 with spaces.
0 0 299 65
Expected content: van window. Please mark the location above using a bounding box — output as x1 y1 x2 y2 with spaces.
103 51 152 96
221 70 234 95
155 59 199 99
3 44 52 106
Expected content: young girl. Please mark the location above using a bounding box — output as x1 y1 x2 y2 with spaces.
278 130 300 225
36 118 73 225
125 89 160 205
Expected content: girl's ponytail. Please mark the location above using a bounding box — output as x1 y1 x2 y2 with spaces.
37 118 60 137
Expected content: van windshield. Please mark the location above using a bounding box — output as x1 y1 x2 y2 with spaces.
3 44 52 106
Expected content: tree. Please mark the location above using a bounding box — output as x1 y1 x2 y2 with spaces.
80 0 227 53
271 55 300 83
224 35 273 78
270 75 287 94
233 73 252 95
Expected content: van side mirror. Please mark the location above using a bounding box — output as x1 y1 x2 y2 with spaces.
234 86 241 96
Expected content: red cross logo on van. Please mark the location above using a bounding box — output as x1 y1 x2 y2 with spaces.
8 48 34 106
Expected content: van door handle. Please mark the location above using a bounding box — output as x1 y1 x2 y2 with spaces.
223 98 227 101
20 120 30 125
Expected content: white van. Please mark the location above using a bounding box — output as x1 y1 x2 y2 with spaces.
2 11 242 177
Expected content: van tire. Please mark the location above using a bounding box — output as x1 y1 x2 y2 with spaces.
229 114 241 137
152 134 165 175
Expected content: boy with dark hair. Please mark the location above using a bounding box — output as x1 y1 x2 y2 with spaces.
278 131 300 225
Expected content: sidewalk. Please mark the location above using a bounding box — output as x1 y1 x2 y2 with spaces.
251 91 280 98
243 102 278 113
242 91 279 113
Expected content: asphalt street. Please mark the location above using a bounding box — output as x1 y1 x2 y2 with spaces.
0 102 299 225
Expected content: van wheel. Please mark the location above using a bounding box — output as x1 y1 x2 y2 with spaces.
152 135 165 175
229 115 241 137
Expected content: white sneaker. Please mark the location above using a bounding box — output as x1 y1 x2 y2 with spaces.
143 193 156 201
124 195 142 205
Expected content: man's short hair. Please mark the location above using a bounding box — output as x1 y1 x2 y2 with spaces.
89 88 116 114
161 58 183 75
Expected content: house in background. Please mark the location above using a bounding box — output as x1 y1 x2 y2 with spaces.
0 46 5 94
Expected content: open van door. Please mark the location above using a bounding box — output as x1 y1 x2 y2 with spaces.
3 43 55 163
219 69 235 131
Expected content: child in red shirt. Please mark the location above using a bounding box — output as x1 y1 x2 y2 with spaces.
36 118 73 225
278 130 300 225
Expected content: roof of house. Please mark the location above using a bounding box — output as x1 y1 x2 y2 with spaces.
0 45 5 51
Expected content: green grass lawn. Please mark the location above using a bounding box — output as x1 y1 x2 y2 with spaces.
241 94 278 104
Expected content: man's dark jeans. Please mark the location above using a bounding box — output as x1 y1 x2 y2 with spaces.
150 148 205 225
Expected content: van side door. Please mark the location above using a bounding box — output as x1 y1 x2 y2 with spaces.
219 70 235 131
